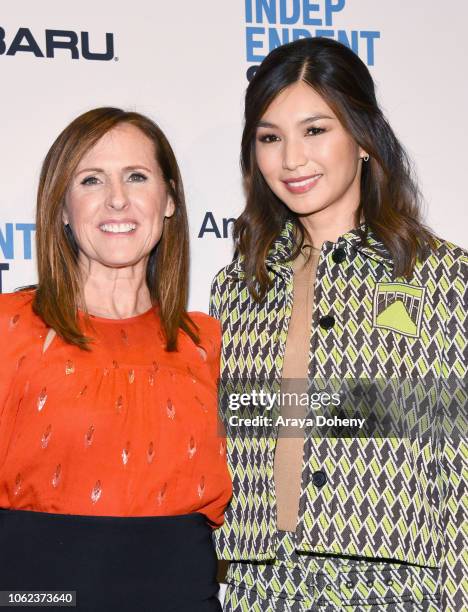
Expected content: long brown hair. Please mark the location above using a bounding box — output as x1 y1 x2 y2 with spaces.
34 107 198 351
236 38 435 299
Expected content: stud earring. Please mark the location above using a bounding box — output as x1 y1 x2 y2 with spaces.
362 155 370 162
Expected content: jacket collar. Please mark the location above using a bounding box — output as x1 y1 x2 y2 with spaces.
228 219 393 279
340 224 393 267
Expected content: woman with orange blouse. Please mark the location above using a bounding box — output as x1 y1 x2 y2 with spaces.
0 108 231 611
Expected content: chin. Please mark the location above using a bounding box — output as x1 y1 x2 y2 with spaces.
98 256 144 269
279 190 338 215
283 199 327 216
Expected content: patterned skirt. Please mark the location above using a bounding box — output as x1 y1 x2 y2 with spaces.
223 531 440 611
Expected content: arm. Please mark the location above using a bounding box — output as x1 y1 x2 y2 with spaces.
209 272 223 321
440 255 468 610
0 291 35 412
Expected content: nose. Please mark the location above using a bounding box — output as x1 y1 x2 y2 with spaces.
107 178 130 211
282 137 307 171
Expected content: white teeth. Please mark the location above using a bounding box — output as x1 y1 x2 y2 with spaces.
287 175 321 188
100 223 136 233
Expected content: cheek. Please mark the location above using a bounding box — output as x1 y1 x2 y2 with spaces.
321 135 359 173
66 193 98 227
141 193 169 228
255 146 279 181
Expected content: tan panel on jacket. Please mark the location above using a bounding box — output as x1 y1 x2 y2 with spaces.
274 245 320 532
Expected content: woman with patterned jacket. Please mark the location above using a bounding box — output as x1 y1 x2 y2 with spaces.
210 38 467 610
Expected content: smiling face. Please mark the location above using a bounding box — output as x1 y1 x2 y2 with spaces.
255 81 367 225
63 123 175 274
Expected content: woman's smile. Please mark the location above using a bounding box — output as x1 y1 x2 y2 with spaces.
282 173 322 194
99 220 138 234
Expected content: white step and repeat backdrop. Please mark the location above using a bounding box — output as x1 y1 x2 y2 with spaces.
1 0 467 603
1 1 467 306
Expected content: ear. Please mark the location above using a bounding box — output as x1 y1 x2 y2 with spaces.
164 181 176 218
62 208 69 226
165 196 175 219
358 146 369 160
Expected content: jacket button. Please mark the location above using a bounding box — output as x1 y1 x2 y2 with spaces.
332 248 346 263
312 470 327 487
319 315 335 330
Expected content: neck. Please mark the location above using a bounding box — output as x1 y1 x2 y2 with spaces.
298 197 360 248
79 258 152 319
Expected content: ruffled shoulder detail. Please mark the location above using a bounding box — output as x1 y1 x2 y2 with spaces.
0 289 37 325
0 289 43 411
187 312 221 380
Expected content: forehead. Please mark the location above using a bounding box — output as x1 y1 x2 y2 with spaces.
261 81 335 121
77 123 156 166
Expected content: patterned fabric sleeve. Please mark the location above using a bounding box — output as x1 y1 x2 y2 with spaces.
440 254 468 610
209 271 223 321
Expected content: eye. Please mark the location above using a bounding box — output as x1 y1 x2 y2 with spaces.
81 176 100 186
128 172 147 182
306 126 325 136
257 133 280 144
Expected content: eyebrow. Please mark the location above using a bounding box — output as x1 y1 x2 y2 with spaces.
75 165 153 176
257 115 334 129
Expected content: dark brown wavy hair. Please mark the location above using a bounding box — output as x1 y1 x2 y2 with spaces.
34 107 198 351
236 37 435 299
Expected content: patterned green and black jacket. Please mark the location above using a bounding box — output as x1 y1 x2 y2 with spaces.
209 220 467 609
